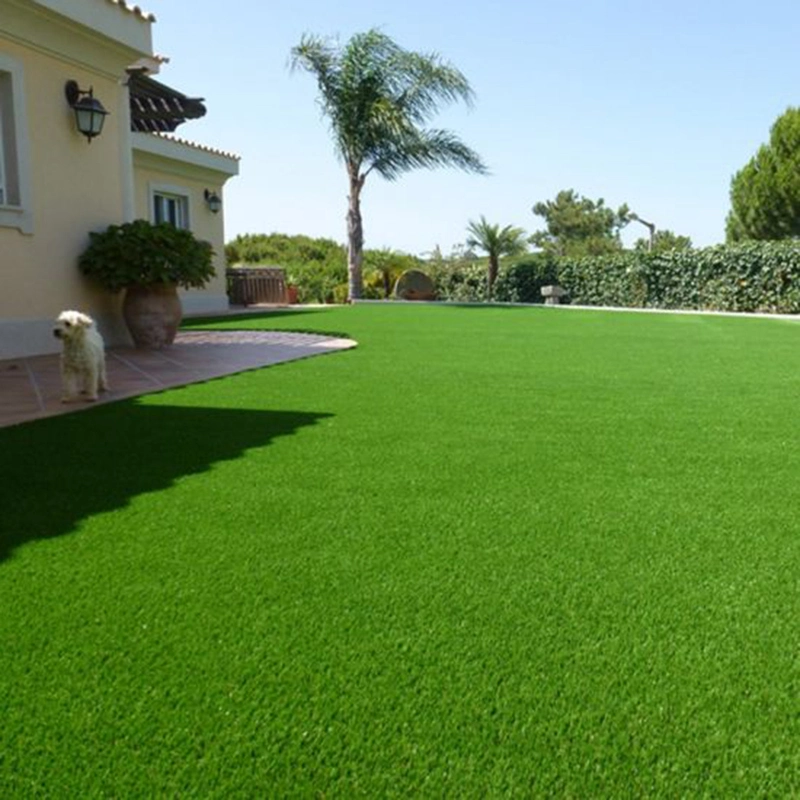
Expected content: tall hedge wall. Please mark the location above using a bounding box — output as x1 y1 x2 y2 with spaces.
498 242 800 313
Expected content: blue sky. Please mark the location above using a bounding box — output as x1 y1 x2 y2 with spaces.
143 0 800 256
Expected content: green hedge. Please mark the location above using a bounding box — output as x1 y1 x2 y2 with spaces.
543 242 800 313
494 255 560 304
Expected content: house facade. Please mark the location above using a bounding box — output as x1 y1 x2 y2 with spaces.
0 0 239 359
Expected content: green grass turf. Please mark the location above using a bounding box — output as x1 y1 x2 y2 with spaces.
3 304 800 796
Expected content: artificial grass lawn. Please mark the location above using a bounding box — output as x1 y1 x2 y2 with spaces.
2 303 800 796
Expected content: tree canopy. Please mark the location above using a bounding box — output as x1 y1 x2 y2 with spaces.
726 107 800 242
529 190 631 257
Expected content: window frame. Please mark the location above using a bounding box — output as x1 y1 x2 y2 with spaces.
0 100 6 206
150 184 191 230
0 52 32 233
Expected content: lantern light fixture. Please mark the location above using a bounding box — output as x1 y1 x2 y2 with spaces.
65 80 109 143
204 189 222 214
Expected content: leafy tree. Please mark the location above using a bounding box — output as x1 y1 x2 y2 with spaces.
530 189 630 257
633 229 693 253
465 216 528 299
726 107 800 241
290 29 487 300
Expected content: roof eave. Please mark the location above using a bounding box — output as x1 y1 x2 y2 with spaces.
30 0 154 56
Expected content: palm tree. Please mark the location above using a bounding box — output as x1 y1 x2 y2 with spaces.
291 29 487 300
466 216 527 300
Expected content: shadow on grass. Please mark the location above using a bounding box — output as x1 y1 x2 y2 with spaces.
0 401 331 563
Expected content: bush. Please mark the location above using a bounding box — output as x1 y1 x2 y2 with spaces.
226 233 425 303
226 232 347 303
494 254 560 304
79 220 215 293
428 259 486 301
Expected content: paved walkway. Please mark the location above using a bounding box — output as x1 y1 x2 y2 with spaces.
0 330 356 428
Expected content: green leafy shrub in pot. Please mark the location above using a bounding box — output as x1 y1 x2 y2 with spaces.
78 219 215 293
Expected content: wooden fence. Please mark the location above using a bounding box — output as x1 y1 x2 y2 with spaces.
226 267 288 306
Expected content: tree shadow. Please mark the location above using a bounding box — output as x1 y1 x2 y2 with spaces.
0 401 332 563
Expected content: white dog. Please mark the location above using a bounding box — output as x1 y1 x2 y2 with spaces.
53 310 108 403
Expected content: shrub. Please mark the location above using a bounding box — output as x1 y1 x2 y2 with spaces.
494 254 560 304
429 260 486 301
554 241 800 313
79 220 215 293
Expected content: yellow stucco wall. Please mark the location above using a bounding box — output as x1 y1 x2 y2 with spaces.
0 4 145 354
132 148 234 314
0 2 238 358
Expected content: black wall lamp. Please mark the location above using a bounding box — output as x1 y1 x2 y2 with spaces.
204 189 222 213
65 80 109 143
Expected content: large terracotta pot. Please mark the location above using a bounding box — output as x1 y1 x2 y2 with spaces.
123 283 182 349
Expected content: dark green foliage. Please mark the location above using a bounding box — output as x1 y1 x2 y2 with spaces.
494 253 560 303
225 232 345 269
226 232 347 303
554 241 800 313
225 233 426 304
530 189 631 256
78 219 215 292
727 107 800 241
428 256 486 301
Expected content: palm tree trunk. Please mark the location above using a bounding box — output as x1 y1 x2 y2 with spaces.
487 255 499 301
347 172 366 301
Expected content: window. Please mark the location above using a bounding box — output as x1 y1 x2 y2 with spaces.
0 101 6 206
0 69 21 207
0 53 31 232
153 191 189 229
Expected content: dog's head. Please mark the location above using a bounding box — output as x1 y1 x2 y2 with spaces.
53 310 95 342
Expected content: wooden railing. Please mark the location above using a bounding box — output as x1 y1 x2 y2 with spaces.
226 267 288 306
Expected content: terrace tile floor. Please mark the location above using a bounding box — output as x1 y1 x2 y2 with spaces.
0 329 357 429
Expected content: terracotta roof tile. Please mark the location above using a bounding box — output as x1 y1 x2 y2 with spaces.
104 0 156 23
152 132 241 161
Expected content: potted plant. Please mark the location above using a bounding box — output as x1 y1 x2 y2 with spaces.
78 219 215 348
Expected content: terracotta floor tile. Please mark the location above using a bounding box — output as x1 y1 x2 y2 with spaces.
0 330 356 428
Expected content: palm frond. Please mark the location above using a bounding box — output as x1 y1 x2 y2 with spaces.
371 128 487 181
290 28 486 181
466 216 527 259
